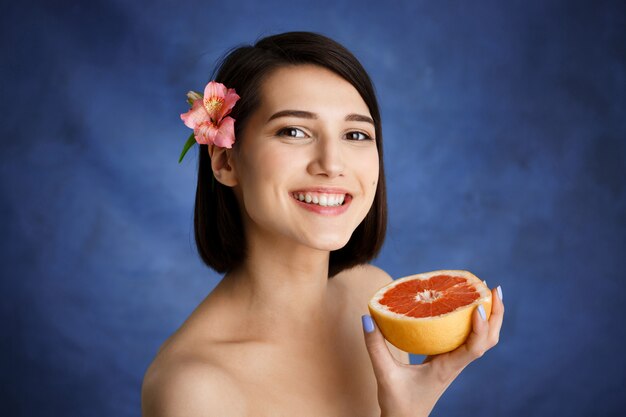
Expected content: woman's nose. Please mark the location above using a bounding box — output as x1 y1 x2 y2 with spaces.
308 134 345 178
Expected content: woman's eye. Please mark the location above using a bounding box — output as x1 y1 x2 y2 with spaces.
278 127 307 138
346 131 372 141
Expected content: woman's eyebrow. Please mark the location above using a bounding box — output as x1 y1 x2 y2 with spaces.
345 113 375 126
267 109 374 126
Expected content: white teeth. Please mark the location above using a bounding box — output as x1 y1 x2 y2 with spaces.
292 192 346 207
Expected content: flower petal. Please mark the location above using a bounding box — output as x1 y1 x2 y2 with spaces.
194 122 219 145
218 88 240 121
204 81 227 101
180 99 210 129
213 117 236 148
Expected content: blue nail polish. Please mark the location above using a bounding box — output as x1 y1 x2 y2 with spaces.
496 285 503 301
362 315 375 333
478 305 487 321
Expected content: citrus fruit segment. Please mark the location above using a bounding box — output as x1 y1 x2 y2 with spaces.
367 270 492 355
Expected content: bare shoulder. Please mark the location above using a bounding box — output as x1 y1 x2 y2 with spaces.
141 353 246 417
336 263 411 365
336 263 395 296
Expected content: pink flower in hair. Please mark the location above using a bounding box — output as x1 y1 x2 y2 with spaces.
178 81 240 162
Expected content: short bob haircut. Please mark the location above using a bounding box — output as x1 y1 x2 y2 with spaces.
193 31 387 279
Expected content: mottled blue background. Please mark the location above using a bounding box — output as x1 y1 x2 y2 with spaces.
1 0 625 416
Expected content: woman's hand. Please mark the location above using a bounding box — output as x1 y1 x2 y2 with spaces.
362 286 504 417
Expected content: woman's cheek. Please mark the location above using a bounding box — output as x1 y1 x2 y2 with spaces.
364 151 380 190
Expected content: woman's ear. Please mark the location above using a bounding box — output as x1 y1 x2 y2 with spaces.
207 144 238 187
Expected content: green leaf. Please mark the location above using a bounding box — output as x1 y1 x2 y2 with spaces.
178 132 196 163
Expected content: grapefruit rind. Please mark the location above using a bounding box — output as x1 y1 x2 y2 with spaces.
367 270 492 355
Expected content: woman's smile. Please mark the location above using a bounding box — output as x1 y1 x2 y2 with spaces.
291 189 352 216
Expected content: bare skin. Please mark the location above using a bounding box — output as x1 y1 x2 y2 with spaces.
143 264 407 417
141 64 505 417
143 64 392 416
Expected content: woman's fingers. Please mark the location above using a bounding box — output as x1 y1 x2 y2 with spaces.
364 286 505 388
458 288 504 358
464 302 493 358
487 286 504 347
429 286 505 380
362 315 398 382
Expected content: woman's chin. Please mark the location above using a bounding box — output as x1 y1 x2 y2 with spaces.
306 234 352 252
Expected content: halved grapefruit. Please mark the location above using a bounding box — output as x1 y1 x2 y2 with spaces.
368 270 492 355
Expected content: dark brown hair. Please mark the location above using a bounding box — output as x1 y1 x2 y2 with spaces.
193 31 387 278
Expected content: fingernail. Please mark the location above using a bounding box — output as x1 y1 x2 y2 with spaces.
362 315 375 333
496 285 503 301
477 304 487 321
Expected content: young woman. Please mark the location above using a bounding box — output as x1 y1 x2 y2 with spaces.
142 31 504 417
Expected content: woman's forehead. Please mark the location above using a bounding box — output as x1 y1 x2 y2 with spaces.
258 64 371 119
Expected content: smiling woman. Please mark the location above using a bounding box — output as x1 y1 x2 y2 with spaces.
190 34 388 279
222 63 381 258
141 31 504 417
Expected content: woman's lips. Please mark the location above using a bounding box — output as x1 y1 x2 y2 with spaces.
291 193 352 216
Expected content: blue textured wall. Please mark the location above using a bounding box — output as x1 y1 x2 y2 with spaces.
1 0 625 416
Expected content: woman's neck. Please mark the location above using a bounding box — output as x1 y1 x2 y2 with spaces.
217 233 337 344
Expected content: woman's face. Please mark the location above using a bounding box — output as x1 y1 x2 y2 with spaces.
231 64 380 251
